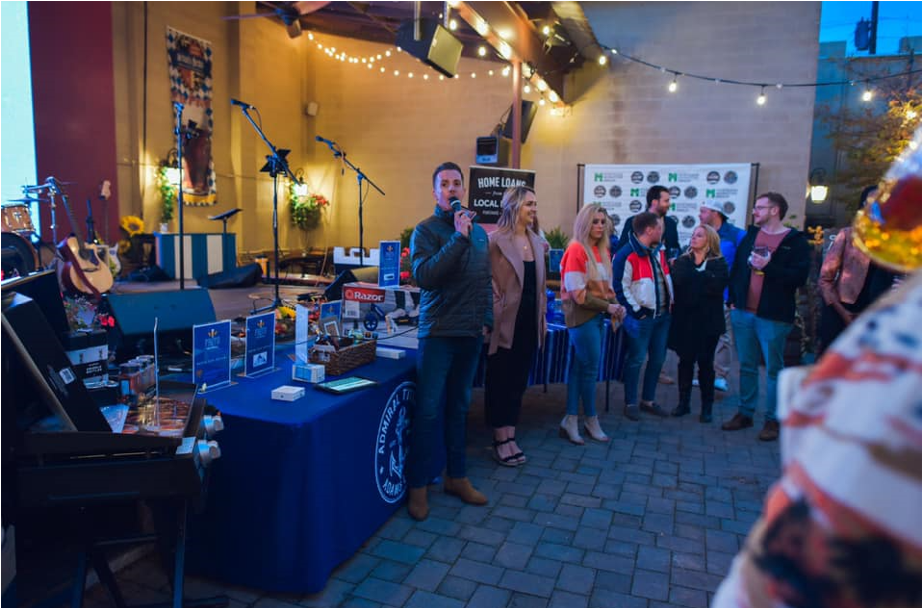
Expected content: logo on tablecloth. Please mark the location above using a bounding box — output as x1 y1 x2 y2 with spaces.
375 381 414 503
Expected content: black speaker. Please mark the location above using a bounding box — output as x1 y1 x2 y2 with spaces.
501 100 538 144
197 263 262 289
104 289 216 360
323 266 379 301
395 19 462 78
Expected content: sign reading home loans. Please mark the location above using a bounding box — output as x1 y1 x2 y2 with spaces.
582 164 752 245
468 166 536 224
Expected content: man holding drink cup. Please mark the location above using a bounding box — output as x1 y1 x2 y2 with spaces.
721 193 809 441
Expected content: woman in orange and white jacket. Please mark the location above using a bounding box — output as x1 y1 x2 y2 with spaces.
558 204 626 444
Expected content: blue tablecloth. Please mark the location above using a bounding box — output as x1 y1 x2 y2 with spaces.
187 351 417 593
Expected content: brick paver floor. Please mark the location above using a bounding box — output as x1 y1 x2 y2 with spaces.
91 357 781 608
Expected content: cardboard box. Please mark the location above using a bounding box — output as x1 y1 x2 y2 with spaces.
341 283 420 343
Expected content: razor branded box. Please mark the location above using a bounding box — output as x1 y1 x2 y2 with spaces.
341 283 420 346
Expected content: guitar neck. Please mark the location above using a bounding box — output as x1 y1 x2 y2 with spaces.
60 193 88 254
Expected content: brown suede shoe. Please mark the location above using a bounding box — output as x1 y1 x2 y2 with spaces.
444 477 488 505
721 412 754 431
407 487 429 521
758 420 780 441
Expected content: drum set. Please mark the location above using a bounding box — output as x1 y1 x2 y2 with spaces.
1 180 68 279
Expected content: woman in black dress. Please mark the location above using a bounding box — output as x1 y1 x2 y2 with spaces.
668 224 729 423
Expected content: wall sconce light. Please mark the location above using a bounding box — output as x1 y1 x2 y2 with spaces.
809 168 828 203
292 169 309 197
162 148 181 186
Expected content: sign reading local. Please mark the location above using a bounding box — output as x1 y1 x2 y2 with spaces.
244 311 276 377
193 320 232 392
582 163 753 246
468 166 537 224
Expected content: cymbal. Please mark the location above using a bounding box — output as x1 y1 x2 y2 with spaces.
6 197 47 204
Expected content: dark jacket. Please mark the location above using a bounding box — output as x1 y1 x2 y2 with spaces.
716 220 745 301
614 214 681 259
668 254 729 356
728 226 810 324
411 205 493 338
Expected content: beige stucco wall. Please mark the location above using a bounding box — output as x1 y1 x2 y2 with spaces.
112 1 820 257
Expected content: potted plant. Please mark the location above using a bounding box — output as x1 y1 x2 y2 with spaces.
290 183 329 231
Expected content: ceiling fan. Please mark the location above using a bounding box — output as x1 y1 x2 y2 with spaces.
223 1 330 38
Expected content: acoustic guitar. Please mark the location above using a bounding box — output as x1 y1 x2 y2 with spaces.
55 179 114 296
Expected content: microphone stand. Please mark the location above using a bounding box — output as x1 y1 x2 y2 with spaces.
173 102 188 290
316 138 385 267
235 105 297 312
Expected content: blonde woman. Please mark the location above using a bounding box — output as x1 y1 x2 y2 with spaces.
485 186 547 466
667 224 729 422
558 204 626 444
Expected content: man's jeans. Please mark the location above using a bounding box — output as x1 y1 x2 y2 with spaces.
730 309 792 422
566 315 604 417
407 336 482 489
622 313 671 406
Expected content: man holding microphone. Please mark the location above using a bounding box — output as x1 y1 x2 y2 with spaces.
405 161 493 521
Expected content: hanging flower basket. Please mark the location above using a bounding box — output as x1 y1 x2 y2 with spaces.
290 188 329 231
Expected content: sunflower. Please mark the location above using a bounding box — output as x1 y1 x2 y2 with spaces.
120 215 146 237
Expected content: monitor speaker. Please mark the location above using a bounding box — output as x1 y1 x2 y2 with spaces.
323 266 379 301
104 289 216 360
395 19 462 78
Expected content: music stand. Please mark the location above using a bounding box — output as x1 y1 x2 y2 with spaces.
208 208 242 236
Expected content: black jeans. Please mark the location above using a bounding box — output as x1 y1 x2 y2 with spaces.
677 334 720 405
485 329 537 428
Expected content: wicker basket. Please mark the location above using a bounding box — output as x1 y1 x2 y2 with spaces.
309 339 377 376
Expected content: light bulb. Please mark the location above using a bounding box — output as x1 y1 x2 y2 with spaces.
542 25 551 36
862 88 874 102
757 89 767 106
598 55 607 66
449 18 457 30
478 46 487 57
668 79 677 93
524 84 531 94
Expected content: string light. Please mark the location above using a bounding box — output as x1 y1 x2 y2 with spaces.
478 45 487 57
502 66 511 77
668 76 678 93
488 69 494 76
448 18 458 31
538 96 546 106
548 90 559 103
862 83 874 102
542 25 551 36
598 55 607 66
536 78 547 91
757 86 767 106
523 84 531 94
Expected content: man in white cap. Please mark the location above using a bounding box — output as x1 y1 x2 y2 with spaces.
699 201 744 392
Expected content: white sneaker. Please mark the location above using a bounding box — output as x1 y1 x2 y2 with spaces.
714 378 729 392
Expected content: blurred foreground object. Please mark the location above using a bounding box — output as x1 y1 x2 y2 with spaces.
852 125 922 273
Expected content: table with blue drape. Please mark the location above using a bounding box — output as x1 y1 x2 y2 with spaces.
187 323 626 593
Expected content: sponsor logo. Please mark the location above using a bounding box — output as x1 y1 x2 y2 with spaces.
684 186 698 199
610 213 621 226
376 381 414 503
594 173 605 182
647 171 660 184
706 171 720 185
593 185 607 198
630 188 643 197
344 286 386 302
682 215 696 229
668 173 678 182
724 171 738 185
723 201 736 215
609 185 622 198
669 186 681 199
630 171 644 184
706 189 716 198
629 200 643 213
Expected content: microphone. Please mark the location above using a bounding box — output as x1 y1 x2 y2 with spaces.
315 135 337 146
449 197 462 213
230 98 254 110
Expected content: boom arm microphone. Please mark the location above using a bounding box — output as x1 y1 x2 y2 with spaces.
230 98 254 110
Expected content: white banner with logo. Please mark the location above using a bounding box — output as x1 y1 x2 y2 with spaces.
582 164 753 245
